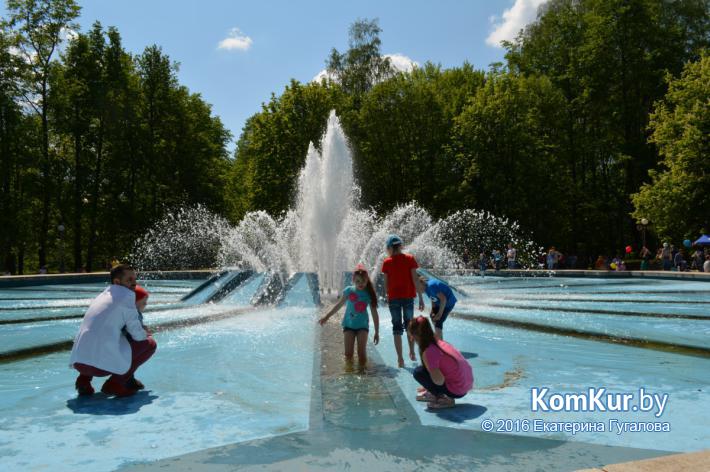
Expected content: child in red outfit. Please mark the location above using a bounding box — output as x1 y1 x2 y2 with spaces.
381 234 424 368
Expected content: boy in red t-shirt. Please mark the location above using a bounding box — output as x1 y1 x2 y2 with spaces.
381 234 425 367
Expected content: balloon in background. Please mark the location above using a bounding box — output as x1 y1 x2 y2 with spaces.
683 239 692 248
625 245 633 254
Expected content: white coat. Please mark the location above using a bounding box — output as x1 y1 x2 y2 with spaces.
69 285 147 374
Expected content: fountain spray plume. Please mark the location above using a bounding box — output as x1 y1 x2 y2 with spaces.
133 110 540 285
130 205 230 274
295 111 356 289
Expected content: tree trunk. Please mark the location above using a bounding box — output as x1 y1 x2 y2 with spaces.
18 244 24 275
73 113 83 272
86 120 103 272
39 81 50 269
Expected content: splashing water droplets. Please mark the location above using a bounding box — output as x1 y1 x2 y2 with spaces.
132 110 537 285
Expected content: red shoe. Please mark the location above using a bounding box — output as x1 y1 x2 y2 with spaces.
75 376 94 396
101 377 138 397
126 377 145 390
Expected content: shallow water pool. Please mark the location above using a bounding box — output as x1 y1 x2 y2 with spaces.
0 274 707 470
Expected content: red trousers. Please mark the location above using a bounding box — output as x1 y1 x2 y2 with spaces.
74 336 157 385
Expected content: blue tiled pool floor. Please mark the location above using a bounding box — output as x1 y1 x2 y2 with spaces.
120 319 673 472
1 276 708 471
0 308 316 471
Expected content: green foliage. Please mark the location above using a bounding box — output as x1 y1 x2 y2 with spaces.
345 64 484 215
228 80 338 220
453 71 571 244
228 5 710 258
5 0 81 268
0 7 232 274
632 54 710 241
503 0 710 253
2 3 710 273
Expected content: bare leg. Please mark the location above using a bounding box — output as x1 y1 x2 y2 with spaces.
394 335 405 367
356 330 368 367
435 327 443 340
344 330 356 363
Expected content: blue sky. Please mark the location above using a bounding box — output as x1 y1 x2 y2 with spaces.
2 0 547 150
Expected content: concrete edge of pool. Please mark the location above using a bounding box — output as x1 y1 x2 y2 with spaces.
1 268 709 290
0 270 214 288
575 448 710 471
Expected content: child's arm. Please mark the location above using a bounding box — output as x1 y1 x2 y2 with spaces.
383 273 388 303
319 296 346 325
422 352 445 386
410 268 425 311
370 302 380 345
431 292 447 321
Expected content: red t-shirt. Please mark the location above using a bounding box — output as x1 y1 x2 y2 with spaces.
381 253 419 300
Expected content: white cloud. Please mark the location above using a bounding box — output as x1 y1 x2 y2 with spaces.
218 28 253 51
60 27 78 42
311 53 418 83
312 69 335 83
385 53 418 73
486 0 549 48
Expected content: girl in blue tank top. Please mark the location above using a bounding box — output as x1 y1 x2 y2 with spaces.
319 264 380 368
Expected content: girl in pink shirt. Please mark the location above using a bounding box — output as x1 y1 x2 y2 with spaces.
408 316 473 409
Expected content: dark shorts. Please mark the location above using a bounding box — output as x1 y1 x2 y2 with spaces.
388 298 414 335
343 327 369 334
431 304 454 329
413 365 465 399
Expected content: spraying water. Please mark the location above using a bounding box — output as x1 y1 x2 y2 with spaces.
295 112 355 289
133 110 537 288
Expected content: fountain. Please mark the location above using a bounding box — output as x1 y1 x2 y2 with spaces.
132 110 537 292
3 113 705 472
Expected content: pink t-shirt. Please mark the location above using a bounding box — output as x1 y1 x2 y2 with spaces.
424 340 474 396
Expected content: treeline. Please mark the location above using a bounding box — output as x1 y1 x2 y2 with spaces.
230 1 710 259
2 0 709 274
0 0 230 274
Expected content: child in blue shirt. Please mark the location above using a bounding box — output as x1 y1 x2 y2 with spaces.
319 264 380 367
419 274 457 339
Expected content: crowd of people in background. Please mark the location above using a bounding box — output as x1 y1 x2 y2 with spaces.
591 243 709 272
462 242 710 273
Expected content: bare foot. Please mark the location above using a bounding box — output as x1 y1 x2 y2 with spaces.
409 351 416 361
397 357 405 368
416 386 427 393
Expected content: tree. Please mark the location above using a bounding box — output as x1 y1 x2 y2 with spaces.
504 0 710 253
135 44 179 220
632 54 710 242
344 64 484 215
453 71 571 244
5 0 80 268
228 80 337 219
50 29 94 271
0 27 39 274
325 18 392 97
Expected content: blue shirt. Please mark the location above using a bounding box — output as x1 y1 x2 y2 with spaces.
425 279 457 309
342 286 371 330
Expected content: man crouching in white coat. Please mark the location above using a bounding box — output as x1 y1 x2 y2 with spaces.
69 264 157 397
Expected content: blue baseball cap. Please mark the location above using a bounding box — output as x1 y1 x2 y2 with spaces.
386 234 403 248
